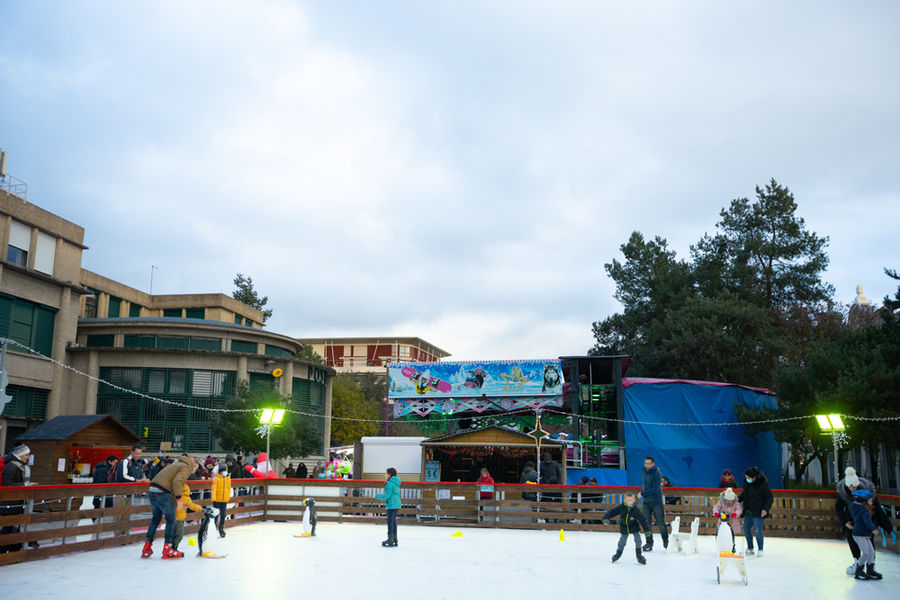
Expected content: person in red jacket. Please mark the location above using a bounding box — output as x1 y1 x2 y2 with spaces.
476 467 495 500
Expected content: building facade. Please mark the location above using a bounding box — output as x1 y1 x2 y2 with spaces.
0 189 334 459
297 337 450 374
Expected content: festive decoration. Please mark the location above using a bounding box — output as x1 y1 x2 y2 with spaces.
244 452 278 479
394 395 563 418
499 365 531 391
388 359 563 399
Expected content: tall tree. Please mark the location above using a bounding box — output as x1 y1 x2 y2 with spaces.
296 345 324 364
209 382 318 459
330 375 380 446
232 273 273 322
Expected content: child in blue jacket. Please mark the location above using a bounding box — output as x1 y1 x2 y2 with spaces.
376 467 402 548
850 489 883 581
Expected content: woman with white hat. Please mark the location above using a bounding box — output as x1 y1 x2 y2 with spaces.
0 444 32 553
835 466 893 575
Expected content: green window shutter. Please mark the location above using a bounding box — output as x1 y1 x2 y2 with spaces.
129 303 142 317
249 373 276 395
157 336 189 349
3 385 49 419
163 308 182 318
234 314 242 325
33 307 55 355
190 337 221 351
185 308 205 319
0 296 12 337
124 335 156 348
108 296 122 318
231 340 257 354
9 300 35 349
265 345 293 359
245 319 254 327
86 334 114 348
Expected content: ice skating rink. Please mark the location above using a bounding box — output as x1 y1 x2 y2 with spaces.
4 523 898 600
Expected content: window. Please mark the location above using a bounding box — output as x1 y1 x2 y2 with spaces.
157 336 189 350
234 313 242 325
185 307 205 319
0 294 56 355
1 385 49 419
192 371 231 396
244 318 254 327
146 370 167 394
399 345 411 358
249 372 276 395
189 337 221 352
124 334 156 348
84 288 99 319
129 303 142 317
168 370 188 394
163 308 182 318
265 344 294 359
108 296 122 318
86 334 114 348
231 340 257 354
7 220 31 268
34 231 56 275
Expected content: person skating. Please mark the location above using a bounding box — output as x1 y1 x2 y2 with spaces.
211 461 232 538
639 456 668 551
713 487 743 553
375 467 401 547
0 445 32 553
849 489 883 581
738 466 772 557
836 466 893 575
603 492 650 564
172 478 203 554
141 454 196 559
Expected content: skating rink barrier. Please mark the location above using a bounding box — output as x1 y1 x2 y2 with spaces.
2 479 897 565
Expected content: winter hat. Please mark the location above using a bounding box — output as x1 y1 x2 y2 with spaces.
12 444 30 459
844 467 860 488
724 487 737 501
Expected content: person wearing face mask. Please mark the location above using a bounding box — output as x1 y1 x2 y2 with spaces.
737 466 773 557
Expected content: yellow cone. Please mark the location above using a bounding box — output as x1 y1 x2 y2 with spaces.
188 537 197 546
558 529 565 542
451 530 463 538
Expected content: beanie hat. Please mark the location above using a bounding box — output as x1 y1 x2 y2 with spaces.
724 487 737 501
844 467 860 488
12 444 30 459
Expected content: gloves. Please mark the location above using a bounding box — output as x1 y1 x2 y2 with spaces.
713 512 720 518
731 513 737 518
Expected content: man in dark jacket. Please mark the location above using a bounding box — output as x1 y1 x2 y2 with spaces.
297 461 308 479
92 455 119 509
737 466 773 556
539 452 562 515
639 456 668 551
0 445 32 553
520 461 539 501
835 466 893 574
603 492 650 564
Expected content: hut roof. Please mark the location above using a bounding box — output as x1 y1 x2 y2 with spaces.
16 415 141 442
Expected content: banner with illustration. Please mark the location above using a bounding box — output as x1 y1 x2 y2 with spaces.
387 359 563 398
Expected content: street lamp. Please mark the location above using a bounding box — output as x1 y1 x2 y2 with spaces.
259 408 285 469
816 414 846 483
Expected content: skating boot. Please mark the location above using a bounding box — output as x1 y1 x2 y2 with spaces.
389 535 398 547
745 548 755 556
219 528 226 538
611 550 622 563
141 540 154 558
161 543 184 559
846 563 856 575
382 538 391 547
636 549 646 565
662 536 669 549
854 564 871 580
866 564 883 580
757 550 764 557
642 536 653 552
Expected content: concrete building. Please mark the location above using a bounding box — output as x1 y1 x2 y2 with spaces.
297 337 450 374
0 188 334 460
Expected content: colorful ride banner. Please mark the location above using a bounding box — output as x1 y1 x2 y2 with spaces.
387 359 563 399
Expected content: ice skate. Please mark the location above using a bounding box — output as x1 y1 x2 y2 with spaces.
161 543 183 559
636 550 646 565
140 540 153 558
866 564 882 580
611 551 622 563
854 564 870 580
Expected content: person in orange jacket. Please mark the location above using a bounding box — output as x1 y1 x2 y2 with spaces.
211 461 232 538
172 481 204 554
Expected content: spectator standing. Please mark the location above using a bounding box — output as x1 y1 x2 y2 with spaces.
116 444 149 535
0 445 32 553
476 467 495 500
719 469 736 489
520 461 538 501
92 455 119 509
283 463 296 478
738 466 773 557
639 456 668 551
297 461 308 479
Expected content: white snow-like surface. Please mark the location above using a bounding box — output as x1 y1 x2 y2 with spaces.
4 523 899 599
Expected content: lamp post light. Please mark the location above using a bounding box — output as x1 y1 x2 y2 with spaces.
816 414 846 483
259 408 285 468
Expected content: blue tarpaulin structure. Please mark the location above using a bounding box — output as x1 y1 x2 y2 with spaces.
623 378 781 489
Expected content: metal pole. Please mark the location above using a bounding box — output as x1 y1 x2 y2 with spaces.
833 430 839 484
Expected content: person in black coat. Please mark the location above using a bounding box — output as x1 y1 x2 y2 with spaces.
92 455 119 509
297 461 308 479
835 466 893 575
737 466 773 556
0 445 31 553
603 492 650 564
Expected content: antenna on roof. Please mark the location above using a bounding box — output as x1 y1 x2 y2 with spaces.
150 265 158 294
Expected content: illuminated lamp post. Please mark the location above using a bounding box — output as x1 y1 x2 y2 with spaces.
816 414 846 483
259 408 286 469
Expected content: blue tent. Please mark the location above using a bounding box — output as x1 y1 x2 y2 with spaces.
623 378 781 489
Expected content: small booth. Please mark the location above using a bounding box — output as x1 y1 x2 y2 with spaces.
421 426 565 485
15 415 142 486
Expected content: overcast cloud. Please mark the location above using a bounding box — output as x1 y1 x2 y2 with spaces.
1 1 898 360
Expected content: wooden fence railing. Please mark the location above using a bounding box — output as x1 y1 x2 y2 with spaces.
2 480 898 566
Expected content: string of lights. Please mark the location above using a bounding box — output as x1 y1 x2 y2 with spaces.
2 337 897 427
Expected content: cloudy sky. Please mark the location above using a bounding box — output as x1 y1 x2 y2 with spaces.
1 1 898 360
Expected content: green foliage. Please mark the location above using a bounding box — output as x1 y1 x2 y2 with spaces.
209 381 318 459
296 345 324 364
330 375 380 446
232 273 273 322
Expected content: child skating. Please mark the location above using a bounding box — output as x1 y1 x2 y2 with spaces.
375 467 401 547
211 461 232 538
713 487 743 553
603 491 651 564
849 489 883 581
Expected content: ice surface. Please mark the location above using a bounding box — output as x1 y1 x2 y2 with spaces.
4 523 898 600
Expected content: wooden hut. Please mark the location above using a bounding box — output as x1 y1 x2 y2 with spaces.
15 415 141 486
420 426 565 485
